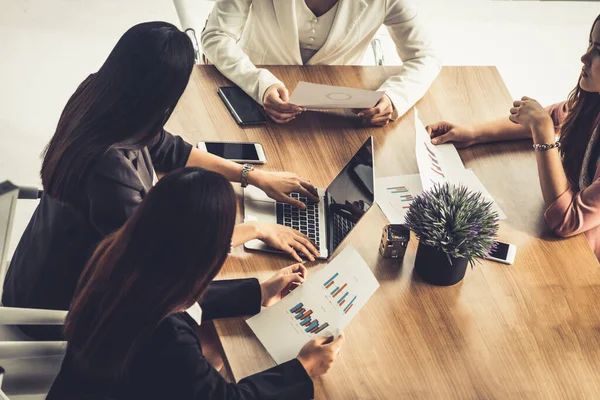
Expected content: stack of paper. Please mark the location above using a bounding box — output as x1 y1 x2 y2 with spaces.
375 111 507 224
247 245 379 364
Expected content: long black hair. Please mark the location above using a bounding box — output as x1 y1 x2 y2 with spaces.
65 168 237 379
558 14 600 189
41 21 194 203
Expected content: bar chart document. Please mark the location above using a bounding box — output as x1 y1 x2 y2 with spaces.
246 245 379 364
414 110 507 219
375 174 423 224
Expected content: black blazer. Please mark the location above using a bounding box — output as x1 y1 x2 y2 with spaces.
46 279 314 400
2 130 193 339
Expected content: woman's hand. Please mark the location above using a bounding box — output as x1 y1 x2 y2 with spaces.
425 121 478 148
263 83 304 124
354 94 394 126
509 97 554 142
260 263 308 307
254 221 320 262
249 170 320 210
297 333 345 378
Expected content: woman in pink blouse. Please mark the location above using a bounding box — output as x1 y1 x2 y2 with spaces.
426 14 600 260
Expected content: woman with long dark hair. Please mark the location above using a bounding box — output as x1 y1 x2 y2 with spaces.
46 168 343 399
3 22 319 339
426 14 600 260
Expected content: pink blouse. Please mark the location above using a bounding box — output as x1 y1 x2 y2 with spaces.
544 101 600 261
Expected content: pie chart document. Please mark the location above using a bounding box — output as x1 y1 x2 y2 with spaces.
289 81 385 110
247 245 380 364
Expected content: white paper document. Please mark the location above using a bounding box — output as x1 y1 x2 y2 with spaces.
414 113 466 191
412 110 507 220
447 169 507 220
289 81 385 110
246 245 379 364
375 174 423 224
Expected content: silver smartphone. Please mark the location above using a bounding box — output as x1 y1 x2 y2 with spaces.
485 241 517 265
196 141 267 164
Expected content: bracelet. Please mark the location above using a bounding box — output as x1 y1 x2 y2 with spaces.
241 163 254 188
533 141 561 151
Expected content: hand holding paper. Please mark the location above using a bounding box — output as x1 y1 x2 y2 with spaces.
247 245 379 364
289 81 385 110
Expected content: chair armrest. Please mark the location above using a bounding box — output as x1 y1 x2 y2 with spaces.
0 308 67 326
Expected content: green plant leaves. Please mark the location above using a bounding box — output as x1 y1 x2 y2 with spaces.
404 182 499 267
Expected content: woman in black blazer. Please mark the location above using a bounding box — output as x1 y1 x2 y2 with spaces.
46 168 344 400
3 22 320 339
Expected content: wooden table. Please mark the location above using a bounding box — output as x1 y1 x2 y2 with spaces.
166 66 600 399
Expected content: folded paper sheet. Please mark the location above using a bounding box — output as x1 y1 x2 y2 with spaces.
289 81 385 110
247 245 379 364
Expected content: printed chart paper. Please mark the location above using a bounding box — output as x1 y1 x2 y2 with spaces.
247 245 379 364
289 81 385 110
414 112 466 191
375 174 423 224
447 169 508 220
413 110 507 220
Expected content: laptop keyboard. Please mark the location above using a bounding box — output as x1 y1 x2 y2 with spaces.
276 193 320 247
332 211 356 249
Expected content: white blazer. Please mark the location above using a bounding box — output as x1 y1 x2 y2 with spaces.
201 0 441 118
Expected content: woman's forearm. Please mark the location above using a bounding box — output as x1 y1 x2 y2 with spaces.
531 122 570 205
231 222 260 247
185 148 244 182
473 117 532 144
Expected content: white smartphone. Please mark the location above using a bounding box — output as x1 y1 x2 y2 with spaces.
485 241 517 265
196 141 266 164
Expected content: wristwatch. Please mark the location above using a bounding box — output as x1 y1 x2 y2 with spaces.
241 163 254 188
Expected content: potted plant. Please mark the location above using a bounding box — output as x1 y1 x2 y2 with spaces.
404 182 499 286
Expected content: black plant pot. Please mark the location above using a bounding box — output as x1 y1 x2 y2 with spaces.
414 242 468 286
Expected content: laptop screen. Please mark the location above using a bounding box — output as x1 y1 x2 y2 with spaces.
325 137 374 254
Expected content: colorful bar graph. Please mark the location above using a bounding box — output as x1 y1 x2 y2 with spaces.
324 273 338 287
343 296 356 314
289 302 329 335
305 320 319 332
290 303 303 313
431 167 445 178
314 323 330 334
424 142 436 158
333 283 347 297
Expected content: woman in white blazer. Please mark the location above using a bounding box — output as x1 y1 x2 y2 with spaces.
201 0 441 126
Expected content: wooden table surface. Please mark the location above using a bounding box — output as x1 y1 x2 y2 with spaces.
166 66 600 399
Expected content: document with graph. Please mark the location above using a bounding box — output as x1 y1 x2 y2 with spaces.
414 110 466 191
375 174 423 224
246 245 379 364
413 110 507 219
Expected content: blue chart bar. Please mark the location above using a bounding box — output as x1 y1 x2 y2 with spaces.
295 311 306 320
305 320 319 332
290 303 303 313
344 296 356 313
324 272 339 287
331 286 339 296
338 292 349 304
313 322 329 334
301 316 311 325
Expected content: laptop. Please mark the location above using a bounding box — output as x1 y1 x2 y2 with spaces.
243 137 375 259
